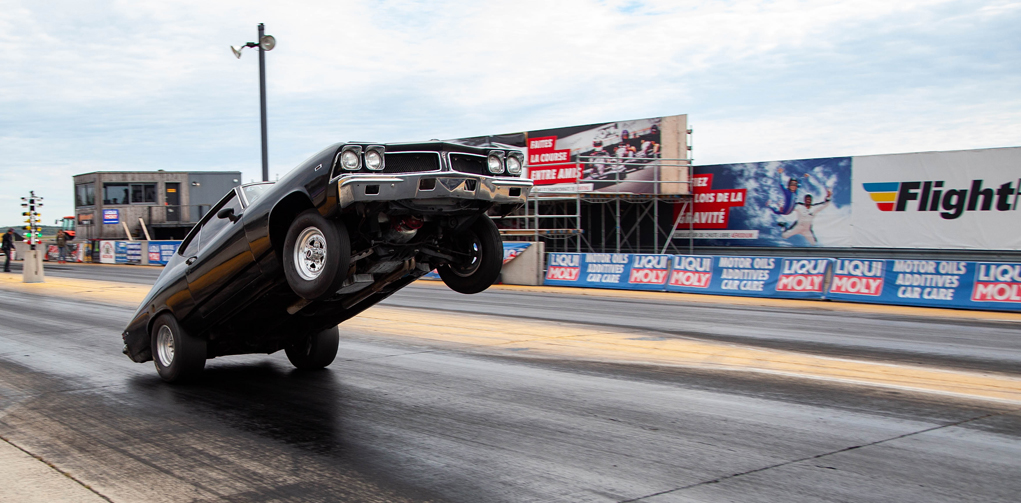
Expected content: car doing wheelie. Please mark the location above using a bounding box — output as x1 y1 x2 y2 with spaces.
121 141 532 382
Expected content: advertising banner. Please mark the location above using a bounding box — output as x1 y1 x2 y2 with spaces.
503 242 532 264
674 157 853 247
852 147 1021 249
457 115 687 194
665 255 831 299
826 258 1021 311
125 242 142 263
147 241 180 265
102 209 119 225
114 241 128 263
545 253 622 288
99 240 116 264
524 118 664 191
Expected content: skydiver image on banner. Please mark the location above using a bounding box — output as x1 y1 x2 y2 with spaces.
779 190 832 245
769 167 808 216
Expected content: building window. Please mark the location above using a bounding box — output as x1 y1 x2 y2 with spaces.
104 183 130 205
75 183 95 207
103 182 157 204
132 183 157 203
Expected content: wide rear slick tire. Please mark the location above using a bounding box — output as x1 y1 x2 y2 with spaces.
151 313 206 383
285 325 340 370
438 215 503 294
283 210 351 300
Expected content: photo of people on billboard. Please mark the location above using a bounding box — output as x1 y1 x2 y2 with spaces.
526 117 663 191
455 117 668 193
677 157 853 247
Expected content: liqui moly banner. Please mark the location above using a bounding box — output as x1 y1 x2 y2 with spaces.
544 252 672 290
827 259 1021 311
666 255 714 291
971 263 1021 308
626 254 673 290
664 255 831 299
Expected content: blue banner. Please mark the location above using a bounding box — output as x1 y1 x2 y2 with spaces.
102 209 119 224
146 241 181 265
827 259 1021 311
971 263 1021 309
664 255 831 299
125 242 142 263
114 241 128 263
545 253 626 289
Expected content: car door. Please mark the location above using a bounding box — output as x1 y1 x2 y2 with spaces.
183 189 261 318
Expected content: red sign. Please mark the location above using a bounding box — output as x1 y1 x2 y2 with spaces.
546 266 580 281
972 282 1021 302
526 135 580 185
830 275 884 296
674 174 748 229
776 274 824 292
668 270 711 288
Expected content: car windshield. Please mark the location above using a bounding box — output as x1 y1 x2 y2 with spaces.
242 183 273 206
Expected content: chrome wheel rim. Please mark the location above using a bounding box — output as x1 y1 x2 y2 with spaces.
294 226 327 281
156 325 175 368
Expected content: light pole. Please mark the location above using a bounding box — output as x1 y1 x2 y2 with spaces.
232 24 276 182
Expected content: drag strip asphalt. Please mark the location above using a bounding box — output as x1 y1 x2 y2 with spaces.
0 265 1019 502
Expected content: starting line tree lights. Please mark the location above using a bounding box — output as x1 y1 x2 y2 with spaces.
20 190 45 283
20 190 43 248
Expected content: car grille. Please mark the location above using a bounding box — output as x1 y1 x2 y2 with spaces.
449 154 487 175
383 152 441 173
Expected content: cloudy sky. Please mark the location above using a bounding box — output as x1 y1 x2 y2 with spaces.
1 0 1019 220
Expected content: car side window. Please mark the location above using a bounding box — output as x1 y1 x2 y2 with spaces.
180 228 201 258
199 191 242 251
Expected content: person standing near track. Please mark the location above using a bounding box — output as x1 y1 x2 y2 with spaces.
56 230 67 264
2 229 14 272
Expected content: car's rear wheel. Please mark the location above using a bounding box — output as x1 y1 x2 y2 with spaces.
283 210 351 300
151 313 206 383
285 325 340 370
438 215 503 294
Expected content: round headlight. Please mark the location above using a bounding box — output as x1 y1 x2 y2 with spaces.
505 156 522 175
365 150 383 170
341 150 360 170
487 154 504 174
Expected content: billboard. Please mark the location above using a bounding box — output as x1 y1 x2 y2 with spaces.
851 147 1021 249
525 117 664 192
458 115 688 194
675 157 853 247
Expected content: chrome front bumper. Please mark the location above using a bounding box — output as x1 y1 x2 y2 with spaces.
335 172 533 209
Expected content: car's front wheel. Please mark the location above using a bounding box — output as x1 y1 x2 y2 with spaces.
438 215 503 294
283 210 351 300
151 313 206 383
285 325 340 370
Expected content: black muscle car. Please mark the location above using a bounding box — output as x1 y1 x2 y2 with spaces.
122 141 532 382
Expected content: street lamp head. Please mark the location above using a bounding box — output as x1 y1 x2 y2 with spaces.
259 35 276 51
230 42 260 59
